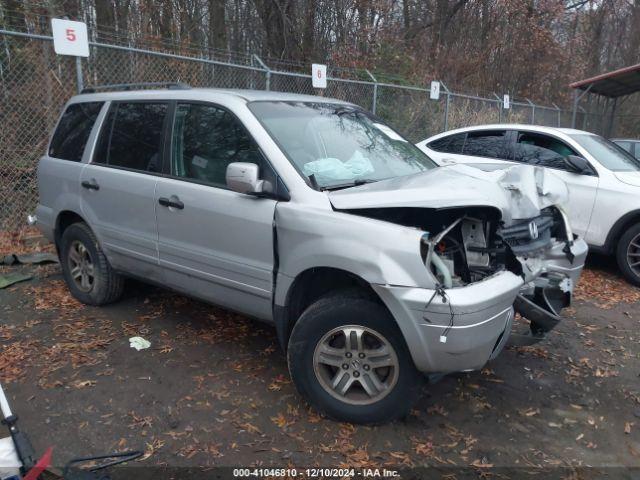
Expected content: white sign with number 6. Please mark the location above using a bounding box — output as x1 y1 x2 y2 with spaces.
312 63 327 89
51 19 89 57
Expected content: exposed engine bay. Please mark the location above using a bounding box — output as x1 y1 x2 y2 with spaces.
342 205 572 288
343 204 576 342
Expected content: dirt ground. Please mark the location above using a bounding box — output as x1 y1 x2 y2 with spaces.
1 231 640 478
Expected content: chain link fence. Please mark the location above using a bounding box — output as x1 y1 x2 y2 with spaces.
0 28 607 230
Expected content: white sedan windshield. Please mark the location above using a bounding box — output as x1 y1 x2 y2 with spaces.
249 101 436 189
570 133 640 172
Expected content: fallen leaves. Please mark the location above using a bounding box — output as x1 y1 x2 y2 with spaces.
625 422 634 434
27 280 82 312
519 408 540 417
0 325 14 341
236 422 262 435
72 379 96 389
140 438 165 461
411 437 434 456
176 442 223 459
271 413 294 429
387 451 414 467
268 374 291 391
574 268 640 309
340 447 372 468
0 339 39 382
511 345 550 359
128 412 153 429
0 227 52 255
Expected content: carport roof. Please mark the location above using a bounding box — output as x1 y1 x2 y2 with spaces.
570 63 640 98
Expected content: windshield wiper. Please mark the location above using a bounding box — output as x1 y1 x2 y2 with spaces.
320 179 377 191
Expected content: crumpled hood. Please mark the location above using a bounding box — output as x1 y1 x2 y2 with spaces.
328 164 568 225
613 171 640 188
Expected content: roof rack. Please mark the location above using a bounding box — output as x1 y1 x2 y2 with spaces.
80 82 191 94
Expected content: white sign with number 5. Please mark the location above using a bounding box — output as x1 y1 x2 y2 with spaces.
51 19 89 57
312 63 327 89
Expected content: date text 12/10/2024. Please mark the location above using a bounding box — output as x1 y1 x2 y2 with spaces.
233 468 400 478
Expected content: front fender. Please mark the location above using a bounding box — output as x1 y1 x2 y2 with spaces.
273 202 433 306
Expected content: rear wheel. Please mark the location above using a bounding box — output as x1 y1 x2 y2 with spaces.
616 223 640 286
287 292 421 424
60 222 124 305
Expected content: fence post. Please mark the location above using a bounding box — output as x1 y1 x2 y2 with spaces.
365 69 378 114
571 84 592 128
552 103 561 127
526 98 535 124
253 54 271 91
440 81 451 131
493 94 502 122
75 56 84 93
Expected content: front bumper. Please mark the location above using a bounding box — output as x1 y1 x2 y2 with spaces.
510 237 588 345
372 238 588 374
373 270 523 373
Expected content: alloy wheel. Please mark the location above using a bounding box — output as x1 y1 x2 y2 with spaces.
67 240 95 292
628 233 640 278
312 325 399 405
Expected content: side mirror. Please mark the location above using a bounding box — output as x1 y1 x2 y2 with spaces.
564 155 591 174
226 162 264 195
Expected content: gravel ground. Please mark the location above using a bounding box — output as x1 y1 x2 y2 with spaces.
1 232 639 478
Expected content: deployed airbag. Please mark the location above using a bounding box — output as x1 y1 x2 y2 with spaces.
303 152 374 182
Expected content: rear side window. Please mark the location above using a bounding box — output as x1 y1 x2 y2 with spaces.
514 132 577 170
94 102 168 172
462 130 509 159
49 102 103 161
428 133 465 154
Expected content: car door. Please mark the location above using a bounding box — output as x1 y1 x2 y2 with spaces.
155 102 278 321
80 101 168 282
513 130 599 239
39 101 104 240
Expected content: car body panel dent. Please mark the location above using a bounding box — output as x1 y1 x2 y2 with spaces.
273 201 433 307
328 163 568 226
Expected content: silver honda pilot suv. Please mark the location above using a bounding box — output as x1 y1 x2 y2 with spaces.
35 85 587 424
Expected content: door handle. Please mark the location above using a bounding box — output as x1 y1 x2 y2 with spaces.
158 196 184 210
81 179 100 191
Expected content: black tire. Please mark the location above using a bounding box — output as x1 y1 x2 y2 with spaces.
617 223 640 287
287 292 421 424
59 222 124 305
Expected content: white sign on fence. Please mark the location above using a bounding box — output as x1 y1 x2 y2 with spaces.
430 81 440 100
312 63 327 89
51 19 89 57
503 94 510 109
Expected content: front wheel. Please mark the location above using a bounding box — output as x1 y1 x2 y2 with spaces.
287 292 421 424
616 223 640 286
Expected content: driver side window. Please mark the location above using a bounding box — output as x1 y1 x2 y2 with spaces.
514 132 578 170
172 103 265 188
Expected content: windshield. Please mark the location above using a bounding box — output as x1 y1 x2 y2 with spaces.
248 101 436 189
569 133 640 172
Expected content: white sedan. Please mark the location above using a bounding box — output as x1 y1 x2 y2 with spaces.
417 124 640 285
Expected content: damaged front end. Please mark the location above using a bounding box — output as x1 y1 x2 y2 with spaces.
420 204 582 346
329 164 587 372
